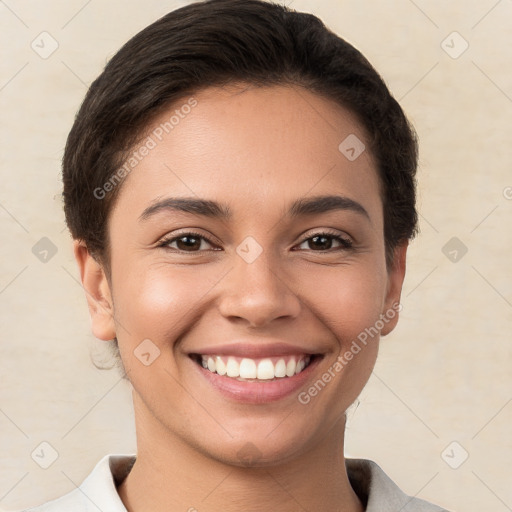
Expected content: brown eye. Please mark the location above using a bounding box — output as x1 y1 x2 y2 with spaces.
174 235 203 251
160 232 217 252
309 235 334 250
296 232 353 252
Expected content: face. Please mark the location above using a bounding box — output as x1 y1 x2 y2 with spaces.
76 83 406 467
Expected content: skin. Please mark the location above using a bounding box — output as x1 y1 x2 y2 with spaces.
74 83 407 512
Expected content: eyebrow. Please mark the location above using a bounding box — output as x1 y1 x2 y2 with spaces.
139 197 232 221
289 195 369 220
139 195 370 222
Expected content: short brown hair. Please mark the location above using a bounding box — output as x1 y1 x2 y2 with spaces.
63 0 418 271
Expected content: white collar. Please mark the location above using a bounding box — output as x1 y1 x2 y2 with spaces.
24 454 447 511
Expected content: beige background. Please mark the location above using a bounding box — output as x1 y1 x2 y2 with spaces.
1 1 511 511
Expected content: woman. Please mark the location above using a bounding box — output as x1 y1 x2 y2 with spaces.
24 0 449 510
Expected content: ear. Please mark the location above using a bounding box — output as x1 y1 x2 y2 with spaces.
73 240 116 341
380 242 408 336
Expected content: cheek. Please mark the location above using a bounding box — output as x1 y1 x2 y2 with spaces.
300 261 385 384
297 268 384 413
301 261 388 339
111 263 224 347
110 265 213 387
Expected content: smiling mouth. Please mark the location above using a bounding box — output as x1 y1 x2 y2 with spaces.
189 353 320 381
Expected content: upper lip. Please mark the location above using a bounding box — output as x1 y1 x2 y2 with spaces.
188 341 322 359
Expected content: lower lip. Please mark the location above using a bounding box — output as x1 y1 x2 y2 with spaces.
190 355 322 404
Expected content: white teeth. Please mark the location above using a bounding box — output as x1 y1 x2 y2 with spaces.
226 357 239 377
215 355 227 376
286 359 296 377
275 358 286 377
199 355 312 380
239 358 257 379
257 359 274 380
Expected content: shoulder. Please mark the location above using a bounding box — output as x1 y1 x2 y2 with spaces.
20 491 88 512
346 458 451 512
17 454 136 512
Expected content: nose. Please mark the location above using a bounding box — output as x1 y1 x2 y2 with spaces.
217 248 301 328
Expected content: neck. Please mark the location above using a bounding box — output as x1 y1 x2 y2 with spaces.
118 393 364 512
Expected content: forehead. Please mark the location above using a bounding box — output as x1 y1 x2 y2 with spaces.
112 83 381 222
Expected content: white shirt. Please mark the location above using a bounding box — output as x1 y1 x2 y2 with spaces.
20 454 449 511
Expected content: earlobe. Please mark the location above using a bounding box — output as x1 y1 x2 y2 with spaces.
380 242 408 337
73 241 116 341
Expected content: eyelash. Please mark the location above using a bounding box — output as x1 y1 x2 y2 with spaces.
157 229 354 253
